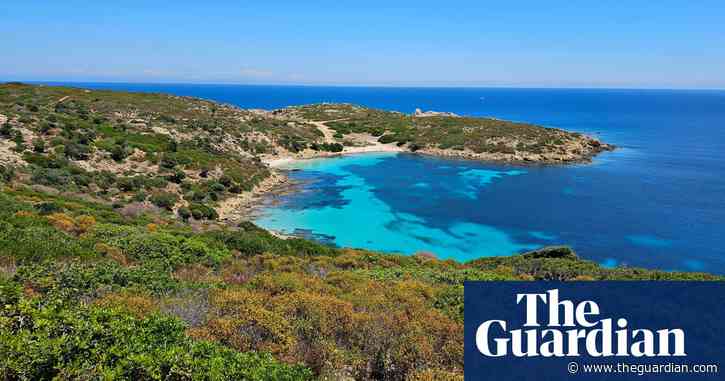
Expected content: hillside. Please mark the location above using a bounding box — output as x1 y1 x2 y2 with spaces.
280 103 613 163
0 83 713 380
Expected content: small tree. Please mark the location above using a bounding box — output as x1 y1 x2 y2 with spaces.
33 139 46 153
110 145 128 162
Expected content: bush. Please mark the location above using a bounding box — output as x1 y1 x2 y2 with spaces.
180 236 231 266
0 122 13 138
189 203 218 220
32 138 46 153
0 224 93 262
31 168 72 187
112 232 183 268
0 165 14 183
35 202 63 215
160 153 191 169
117 176 144 192
166 169 186 184
310 142 344 152
110 144 129 162
210 182 226 193
0 300 312 380
149 192 178 210
378 134 396 144
64 142 91 160
218 175 233 187
177 207 192 221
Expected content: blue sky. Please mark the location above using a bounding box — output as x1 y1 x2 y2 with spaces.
2 1 724 88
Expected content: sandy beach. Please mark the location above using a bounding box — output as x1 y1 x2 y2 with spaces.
263 142 404 168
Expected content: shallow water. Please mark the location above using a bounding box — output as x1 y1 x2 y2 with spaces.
49 83 725 273
256 150 724 272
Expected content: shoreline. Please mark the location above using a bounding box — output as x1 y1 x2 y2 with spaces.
217 171 298 223
263 142 405 168
263 141 614 169
235 140 615 232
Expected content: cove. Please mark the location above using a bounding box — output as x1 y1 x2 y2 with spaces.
255 151 724 272
255 153 536 262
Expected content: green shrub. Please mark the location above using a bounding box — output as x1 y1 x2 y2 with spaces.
31 168 72 187
210 182 226 193
0 224 93 262
189 203 218 220
166 169 186 184
113 232 183 268
0 300 312 380
177 207 192 221
64 142 91 160
110 144 129 162
149 192 178 210
0 122 13 138
0 165 14 183
180 236 231 266
378 134 396 144
32 138 46 153
117 176 144 192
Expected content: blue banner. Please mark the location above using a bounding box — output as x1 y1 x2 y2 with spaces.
464 282 724 380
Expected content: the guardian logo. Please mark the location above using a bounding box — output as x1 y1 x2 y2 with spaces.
475 289 686 358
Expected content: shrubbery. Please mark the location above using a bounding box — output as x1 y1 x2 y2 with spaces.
189 203 219 220
0 165 14 183
0 297 311 380
149 192 178 210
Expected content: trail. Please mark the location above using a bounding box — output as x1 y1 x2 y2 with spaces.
308 119 347 143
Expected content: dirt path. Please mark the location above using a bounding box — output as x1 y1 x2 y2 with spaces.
309 119 347 143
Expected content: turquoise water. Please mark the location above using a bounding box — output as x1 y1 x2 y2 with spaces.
49 83 725 273
254 149 724 272
256 153 536 261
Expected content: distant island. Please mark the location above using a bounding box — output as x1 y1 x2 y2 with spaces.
2 83 710 380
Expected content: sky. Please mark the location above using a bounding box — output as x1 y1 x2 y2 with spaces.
2 1 724 89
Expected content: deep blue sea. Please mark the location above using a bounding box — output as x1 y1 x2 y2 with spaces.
42 82 725 273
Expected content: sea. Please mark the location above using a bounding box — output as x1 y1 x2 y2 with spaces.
40 82 725 273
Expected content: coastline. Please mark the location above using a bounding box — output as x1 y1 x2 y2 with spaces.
262 139 614 169
263 142 405 168
217 171 296 222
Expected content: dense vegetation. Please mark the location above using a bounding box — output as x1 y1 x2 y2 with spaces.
0 181 719 380
0 84 718 380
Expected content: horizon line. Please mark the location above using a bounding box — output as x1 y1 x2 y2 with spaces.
4 78 725 92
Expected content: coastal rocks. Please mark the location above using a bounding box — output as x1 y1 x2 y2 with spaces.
413 108 459 117
216 171 291 222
